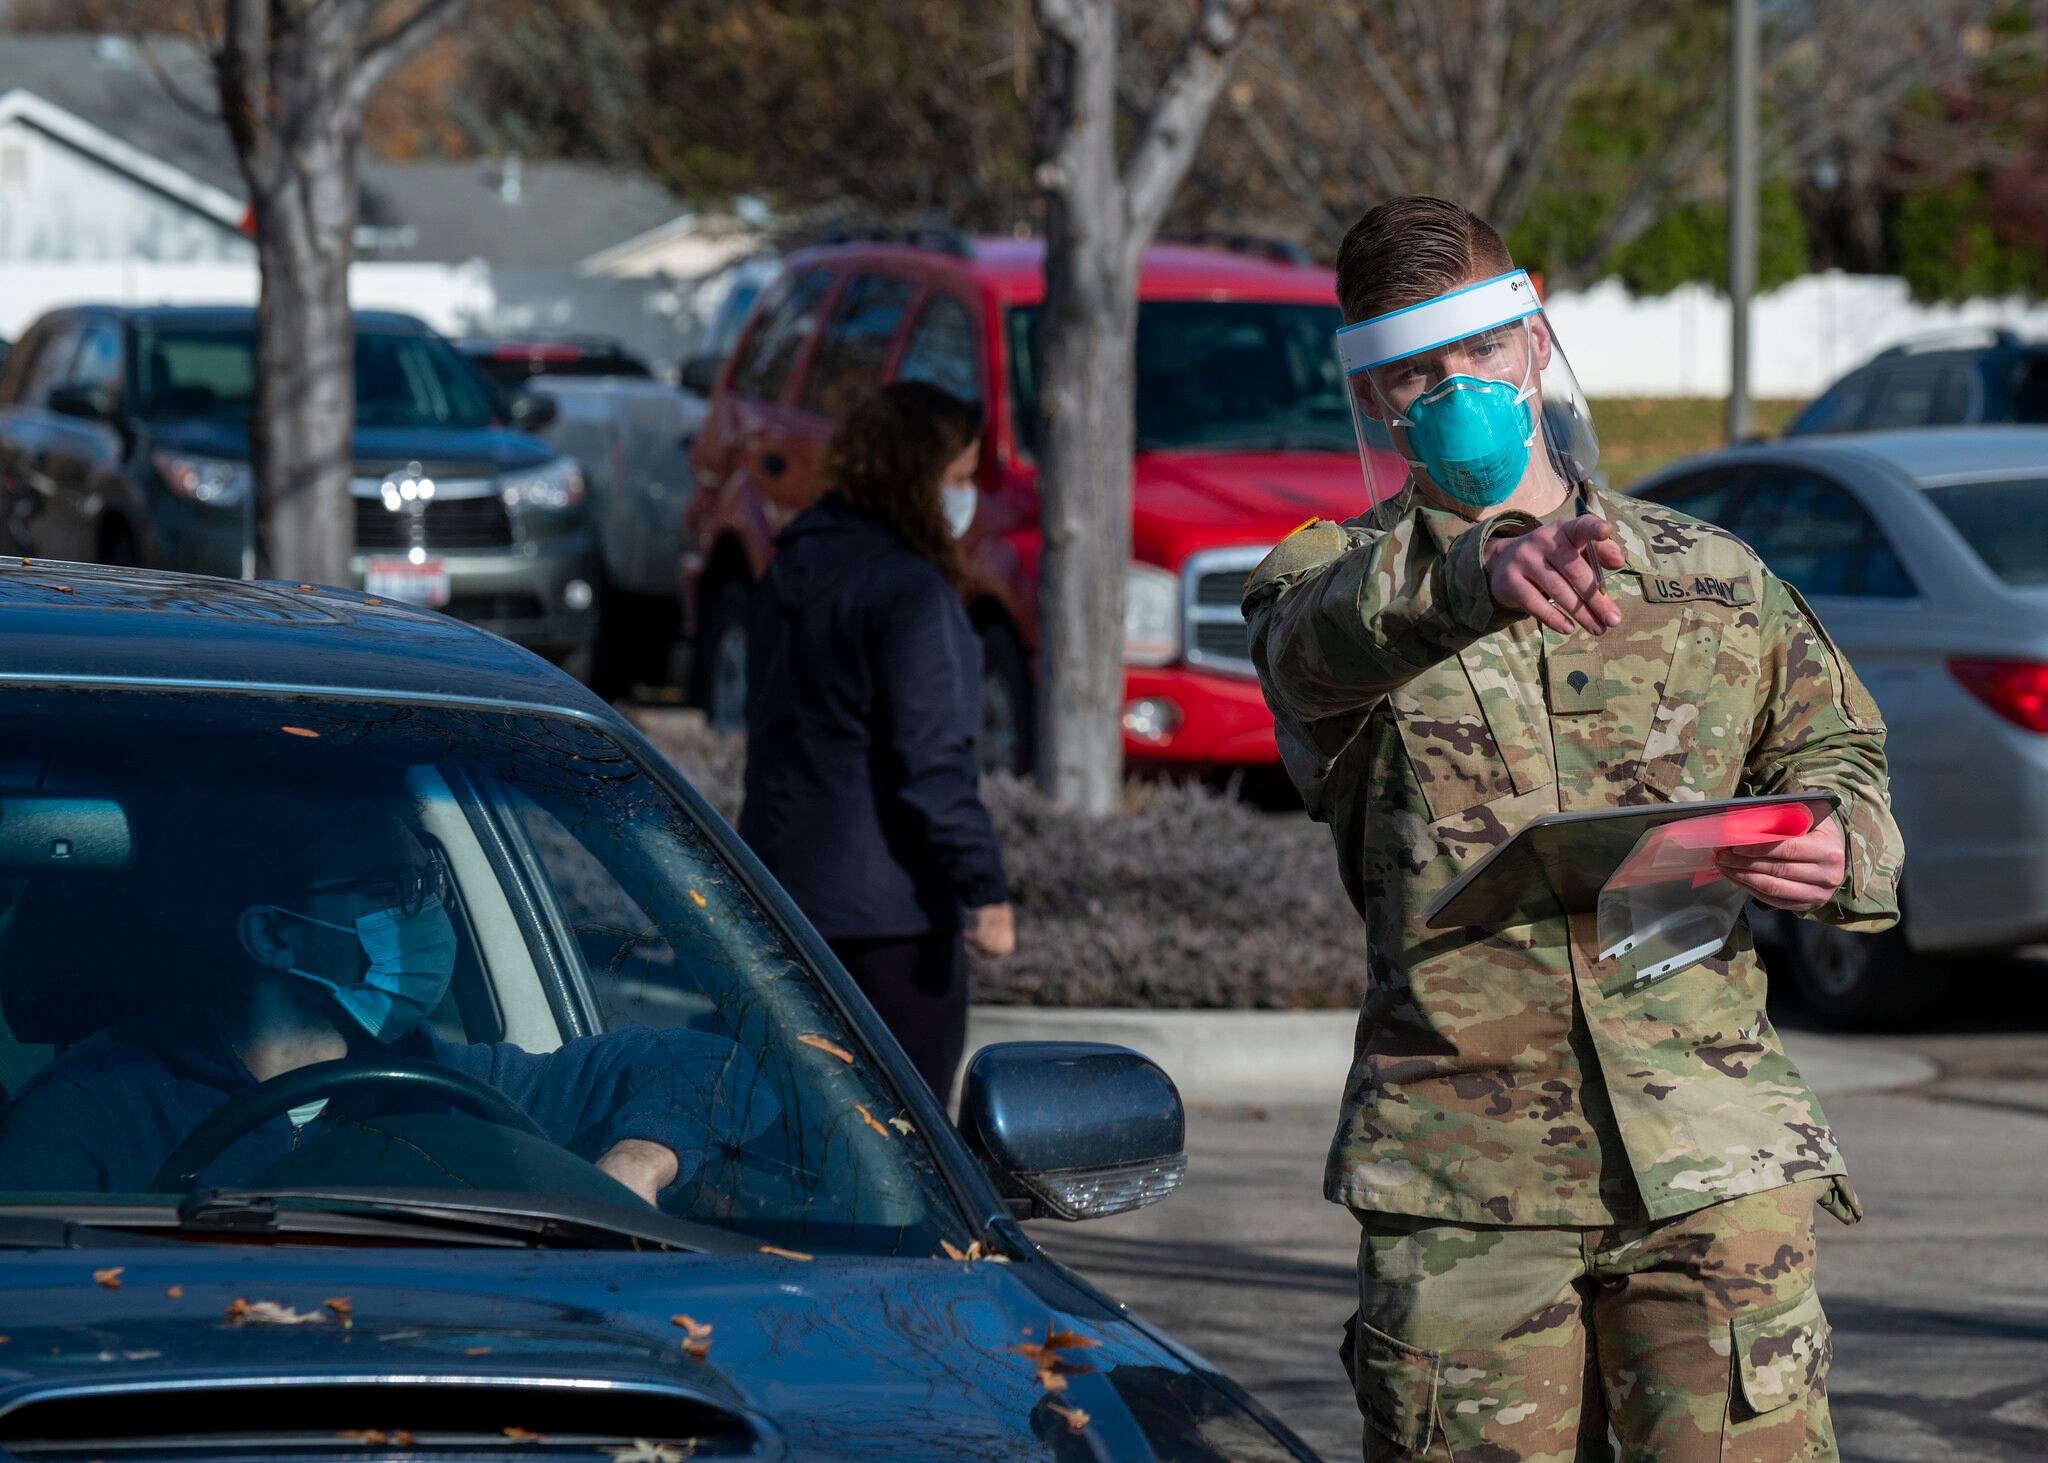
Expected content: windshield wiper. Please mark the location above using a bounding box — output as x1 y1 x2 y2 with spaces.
0 1212 184 1250
172 1189 759 1254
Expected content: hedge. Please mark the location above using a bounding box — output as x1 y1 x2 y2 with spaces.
631 710 1368 1010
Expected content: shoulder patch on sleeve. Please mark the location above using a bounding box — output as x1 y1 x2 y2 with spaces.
1244 518 1347 596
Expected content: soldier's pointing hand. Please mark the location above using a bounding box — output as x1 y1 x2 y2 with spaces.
1484 515 1627 637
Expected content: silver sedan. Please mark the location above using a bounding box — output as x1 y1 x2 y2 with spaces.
1629 426 2048 1027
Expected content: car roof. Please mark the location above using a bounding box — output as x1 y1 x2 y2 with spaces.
0 560 611 717
27 305 433 334
778 237 1337 307
1634 426 2048 492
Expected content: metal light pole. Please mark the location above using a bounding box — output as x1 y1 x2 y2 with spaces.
1727 0 1759 442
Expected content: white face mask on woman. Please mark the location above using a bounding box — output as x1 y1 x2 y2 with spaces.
940 483 978 539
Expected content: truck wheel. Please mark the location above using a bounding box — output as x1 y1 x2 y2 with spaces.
1784 918 1946 1030
588 580 682 704
976 621 1033 777
691 577 752 733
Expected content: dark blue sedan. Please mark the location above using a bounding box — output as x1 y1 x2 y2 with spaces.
0 561 1317 1461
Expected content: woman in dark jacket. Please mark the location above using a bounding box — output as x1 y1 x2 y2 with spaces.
739 381 1014 1099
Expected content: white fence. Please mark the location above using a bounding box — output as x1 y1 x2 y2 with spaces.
8 260 2048 398
1544 271 2048 398
0 260 722 377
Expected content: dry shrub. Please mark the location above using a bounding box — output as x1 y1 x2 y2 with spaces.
630 710 1366 1010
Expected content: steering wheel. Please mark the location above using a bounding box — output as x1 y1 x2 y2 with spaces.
152 1055 546 1193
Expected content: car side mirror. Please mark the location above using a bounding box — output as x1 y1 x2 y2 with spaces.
47 383 113 423
679 352 723 398
957 1042 1186 1221
509 391 558 431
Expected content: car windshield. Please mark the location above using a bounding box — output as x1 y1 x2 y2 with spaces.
1925 476 2048 585
0 687 966 1256
1008 300 1351 455
135 325 496 430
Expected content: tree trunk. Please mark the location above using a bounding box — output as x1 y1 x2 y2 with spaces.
1034 0 1131 816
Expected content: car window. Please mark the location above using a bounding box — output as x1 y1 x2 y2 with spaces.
1009 300 1348 456
0 687 968 1257
728 268 834 402
134 324 257 419
1640 467 1742 525
1737 466 1915 598
17 324 81 410
895 292 981 404
2009 358 2048 424
1924 476 2048 586
1787 372 1872 436
798 273 917 417
1860 368 1964 430
67 320 123 396
354 331 496 429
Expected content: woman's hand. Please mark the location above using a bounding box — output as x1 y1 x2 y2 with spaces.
1713 819 1847 911
967 903 1016 958
1484 515 1627 636
596 1137 680 1205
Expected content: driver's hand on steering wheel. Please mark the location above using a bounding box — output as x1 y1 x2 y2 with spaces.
596 1138 680 1205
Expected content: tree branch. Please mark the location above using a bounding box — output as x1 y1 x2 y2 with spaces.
1122 0 1258 264
348 0 467 113
213 0 278 194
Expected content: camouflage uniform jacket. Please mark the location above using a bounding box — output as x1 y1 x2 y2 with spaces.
1242 482 1903 1227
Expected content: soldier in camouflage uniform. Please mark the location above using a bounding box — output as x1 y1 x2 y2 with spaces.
1241 197 1903 1461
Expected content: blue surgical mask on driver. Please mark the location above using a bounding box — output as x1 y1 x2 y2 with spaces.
272 898 458 1043
1398 374 1536 509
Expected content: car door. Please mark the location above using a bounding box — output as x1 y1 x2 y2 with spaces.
0 320 82 557
37 316 130 564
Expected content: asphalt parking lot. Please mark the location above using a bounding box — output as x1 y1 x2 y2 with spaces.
1034 973 2048 1462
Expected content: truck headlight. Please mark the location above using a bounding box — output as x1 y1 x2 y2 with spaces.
1124 563 1180 666
501 456 585 511
153 450 251 507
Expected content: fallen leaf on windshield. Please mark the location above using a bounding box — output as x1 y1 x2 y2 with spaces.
464 1346 492 1356
224 1298 324 1326
940 1240 968 1261
758 1246 812 1262
164 1285 184 1299
670 1314 713 1360
1011 1324 1101 1395
797 1034 854 1064
688 889 708 909
502 1427 545 1442
281 726 320 739
324 1297 353 1327
888 1116 915 1134
1047 1402 1092 1433
49 584 73 594
853 1103 890 1138
601 1440 696 1462
338 1429 389 1444
92 1267 123 1289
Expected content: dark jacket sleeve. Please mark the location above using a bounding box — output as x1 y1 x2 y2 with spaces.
872 577 1010 911
0 1074 121 1192
428 1026 778 1191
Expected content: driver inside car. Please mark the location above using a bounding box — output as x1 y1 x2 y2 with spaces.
0 803 770 1205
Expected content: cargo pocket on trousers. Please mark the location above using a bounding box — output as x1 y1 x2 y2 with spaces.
1346 1313 1441 1453
1729 1286 1832 1452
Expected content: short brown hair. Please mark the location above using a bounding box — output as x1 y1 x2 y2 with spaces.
1334 196 1514 324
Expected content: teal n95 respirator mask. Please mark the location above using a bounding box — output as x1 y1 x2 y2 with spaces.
1335 269 1600 509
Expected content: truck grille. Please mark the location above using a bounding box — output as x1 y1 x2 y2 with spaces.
354 493 515 551
1181 546 1270 678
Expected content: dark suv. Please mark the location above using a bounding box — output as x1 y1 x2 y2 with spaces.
0 306 597 659
1784 327 2048 436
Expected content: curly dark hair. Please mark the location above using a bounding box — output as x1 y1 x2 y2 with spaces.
823 380 983 587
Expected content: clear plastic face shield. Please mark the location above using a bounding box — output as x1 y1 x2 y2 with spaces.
1336 270 1600 508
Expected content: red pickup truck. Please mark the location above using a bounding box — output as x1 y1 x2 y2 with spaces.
682 232 1402 773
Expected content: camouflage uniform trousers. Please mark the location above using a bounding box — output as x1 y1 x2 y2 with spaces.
1343 1178 1835 1462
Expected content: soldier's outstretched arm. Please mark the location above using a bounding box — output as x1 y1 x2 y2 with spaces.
1242 510 1537 724
1742 574 1904 931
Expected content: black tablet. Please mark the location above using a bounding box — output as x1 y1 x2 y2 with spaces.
1422 790 1843 931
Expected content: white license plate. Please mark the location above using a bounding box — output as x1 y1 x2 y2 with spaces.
364 556 450 608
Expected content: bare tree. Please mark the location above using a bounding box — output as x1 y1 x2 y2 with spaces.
1030 0 1257 815
204 1 466 582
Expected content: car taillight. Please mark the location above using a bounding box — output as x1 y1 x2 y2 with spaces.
1950 658 2048 733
